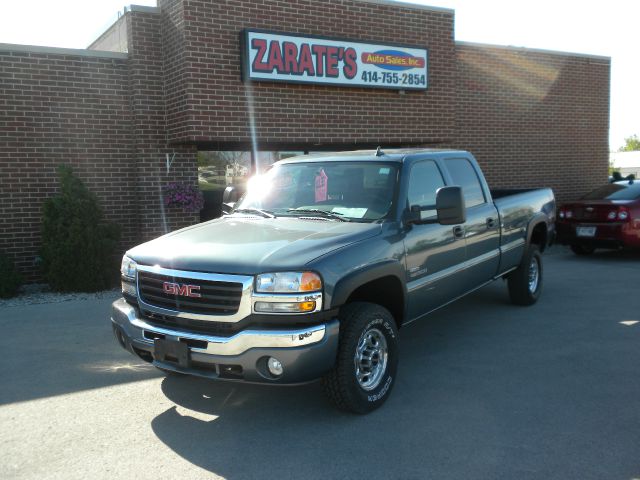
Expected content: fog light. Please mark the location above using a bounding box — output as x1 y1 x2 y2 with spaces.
254 301 316 313
267 357 283 377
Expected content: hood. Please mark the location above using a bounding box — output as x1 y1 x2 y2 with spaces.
127 216 382 275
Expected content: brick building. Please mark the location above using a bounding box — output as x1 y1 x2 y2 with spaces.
0 0 610 281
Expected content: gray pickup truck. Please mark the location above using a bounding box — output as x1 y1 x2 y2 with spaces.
112 149 555 413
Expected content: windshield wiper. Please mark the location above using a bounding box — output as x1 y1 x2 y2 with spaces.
287 208 349 222
232 208 276 218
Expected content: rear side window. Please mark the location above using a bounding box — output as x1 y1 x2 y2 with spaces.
581 183 640 200
445 158 485 208
408 160 445 220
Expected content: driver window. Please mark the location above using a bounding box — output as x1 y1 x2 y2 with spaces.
408 160 445 220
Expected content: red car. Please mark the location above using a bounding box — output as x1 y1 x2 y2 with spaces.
557 180 640 254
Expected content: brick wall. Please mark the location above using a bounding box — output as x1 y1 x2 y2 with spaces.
0 1 611 282
0 8 199 282
454 43 610 202
160 0 190 143
126 10 198 241
160 0 457 148
0 47 137 281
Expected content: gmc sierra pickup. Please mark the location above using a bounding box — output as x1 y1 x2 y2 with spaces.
111 149 555 413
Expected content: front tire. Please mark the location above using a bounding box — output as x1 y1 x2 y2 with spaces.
508 245 543 306
322 302 399 414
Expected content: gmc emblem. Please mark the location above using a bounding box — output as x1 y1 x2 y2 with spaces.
162 281 202 298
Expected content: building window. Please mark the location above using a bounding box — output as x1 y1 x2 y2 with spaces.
197 151 303 220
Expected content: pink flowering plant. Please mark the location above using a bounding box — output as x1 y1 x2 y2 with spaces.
163 182 204 212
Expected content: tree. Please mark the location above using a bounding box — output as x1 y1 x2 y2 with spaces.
619 134 640 152
41 166 120 292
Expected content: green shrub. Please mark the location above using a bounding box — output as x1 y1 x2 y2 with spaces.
0 253 23 298
41 165 120 292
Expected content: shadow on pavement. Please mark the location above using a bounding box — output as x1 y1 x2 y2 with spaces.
150 269 640 479
0 297 161 405
3 250 639 478
560 246 640 263
149 289 516 479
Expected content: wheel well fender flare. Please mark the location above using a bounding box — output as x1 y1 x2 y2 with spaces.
331 261 407 311
527 214 550 250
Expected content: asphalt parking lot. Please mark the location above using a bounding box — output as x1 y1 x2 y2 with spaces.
1 247 639 480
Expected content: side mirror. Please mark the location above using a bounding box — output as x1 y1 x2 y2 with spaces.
405 186 466 226
221 202 235 215
435 186 466 225
222 186 241 215
223 186 240 203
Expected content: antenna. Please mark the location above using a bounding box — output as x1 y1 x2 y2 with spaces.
375 146 384 157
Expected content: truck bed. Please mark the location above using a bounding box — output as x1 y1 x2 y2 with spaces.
491 187 556 273
491 188 547 199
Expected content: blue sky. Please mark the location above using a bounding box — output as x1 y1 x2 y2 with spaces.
1 0 636 150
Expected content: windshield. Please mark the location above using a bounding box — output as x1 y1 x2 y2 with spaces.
581 182 640 201
233 161 398 222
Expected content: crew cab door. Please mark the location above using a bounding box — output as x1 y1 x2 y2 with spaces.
403 159 467 319
443 158 500 290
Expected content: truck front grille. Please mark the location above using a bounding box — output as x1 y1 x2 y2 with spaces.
142 311 242 337
137 271 243 315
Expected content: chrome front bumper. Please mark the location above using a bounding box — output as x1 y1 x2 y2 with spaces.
110 298 339 384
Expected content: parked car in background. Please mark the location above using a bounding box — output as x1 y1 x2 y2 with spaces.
557 180 640 254
609 172 636 183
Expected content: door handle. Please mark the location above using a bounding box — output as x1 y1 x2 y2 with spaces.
453 226 465 239
486 217 496 229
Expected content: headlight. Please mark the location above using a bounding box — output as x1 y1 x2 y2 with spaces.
255 272 322 293
120 256 137 280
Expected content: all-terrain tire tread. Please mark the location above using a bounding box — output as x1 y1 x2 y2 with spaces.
508 245 542 306
322 302 397 414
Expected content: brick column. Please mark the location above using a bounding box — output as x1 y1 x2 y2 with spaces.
126 8 198 241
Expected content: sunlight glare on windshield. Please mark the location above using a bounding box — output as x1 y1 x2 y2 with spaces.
244 173 273 204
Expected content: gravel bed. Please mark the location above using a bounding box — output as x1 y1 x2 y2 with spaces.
0 285 120 308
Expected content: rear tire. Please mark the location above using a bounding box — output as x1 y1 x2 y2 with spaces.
571 243 595 255
322 302 399 414
508 245 543 306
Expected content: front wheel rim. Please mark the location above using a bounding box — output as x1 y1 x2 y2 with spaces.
354 327 388 391
528 257 540 293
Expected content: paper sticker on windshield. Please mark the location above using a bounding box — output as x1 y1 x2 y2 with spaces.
315 169 328 202
332 207 367 218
